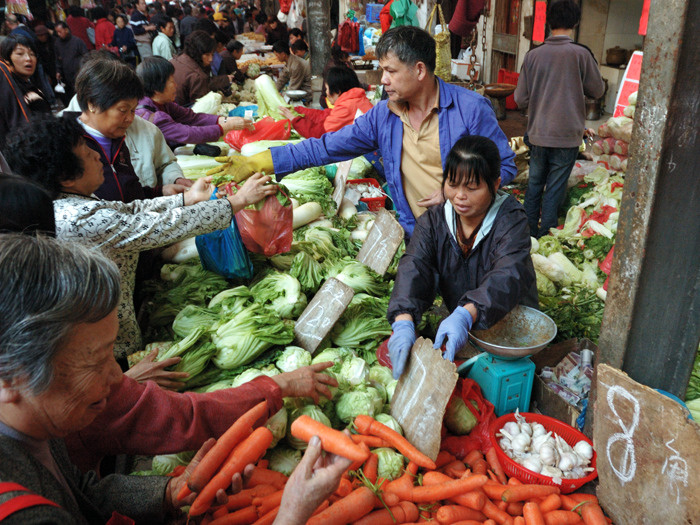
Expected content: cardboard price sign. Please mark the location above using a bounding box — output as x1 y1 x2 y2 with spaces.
391 337 458 461
331 159 353 214
594 364 700 523
356 209 404 276
293 278 354 354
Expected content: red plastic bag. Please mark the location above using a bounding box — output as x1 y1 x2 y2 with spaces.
440 378 497 458
599 245 615 291
224 117 292 151
235 186 293 256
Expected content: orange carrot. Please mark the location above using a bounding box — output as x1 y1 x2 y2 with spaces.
382 490 400 507
209 505 258 525
486 447 507 484
364 452 379 484
436 505 488 524
354 415 436 470
442 460 468 478
482 499 515 525
484 520 498 525
245 467 288 490
422 471 486 511
252 505 279 525
464 449 484 466
354 501 419 525
482 483 509 500
408 474 489 503
257 459 268 469
507 477 523 486
559 495 578 512
539 494 561 514
507 502 524 516
543 510 582 525
351 434 393 448
201 515 213 525
312 500 330 516
471 458 488 475
384 462 418 501
222 485 277 511
334 477 353 498
307 486 377 525
502 485 560 503
190 426 273 516
252 490 284 516
498 500 509 512
578 502 607 525
444 521 483 525
177 483 192 501
436 450 457 468
569 494 598 505
212 506 229 520
514 517 526 525
348 442 372 472
292 415 369 463
188 401 267 493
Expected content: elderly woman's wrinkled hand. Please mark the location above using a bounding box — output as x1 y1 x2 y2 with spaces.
272 434 352 525
231 172 278 208
271 362 338 403
124 348 189 391
183 176 216 205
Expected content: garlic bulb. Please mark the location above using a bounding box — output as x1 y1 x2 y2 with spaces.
539 443 558 466
522 456 543 474
531 431 553 452
541 465 563 478
499 437 512 452
519 422 533 437
511 433 531 453
558 452 578 471
573 440 594 460
503 421 520 437
531 423 547 438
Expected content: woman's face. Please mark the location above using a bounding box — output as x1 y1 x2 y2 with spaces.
156 74 177 104
66 140 105 195
202 51 214 67
20 309 122 440
83 98 138 139
116 16 126 28
9 44 37 80
443 174 500 221
325 83 339 106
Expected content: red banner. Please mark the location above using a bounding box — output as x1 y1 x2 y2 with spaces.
638 0 650 35
533 1 546 43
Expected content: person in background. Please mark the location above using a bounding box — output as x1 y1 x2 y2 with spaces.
514 0 605 237
54 21 88 102
254 11 268 36
166 3 183 49
211 29 232 76
265 16 289 45
170 30 228 106
179 4 200 44
222 39 248 84
152 15 177 59
320 44 352 108
288 27 306 46
273 40 311 98
278 66 373 139
386 136 537 379
130 0 156 59
33 25 58 92
213 11 236 40
291 39 309 60
136 56 253 148
4 14 37 41
111 14 139 66
93 6 116 51
65 5 95 50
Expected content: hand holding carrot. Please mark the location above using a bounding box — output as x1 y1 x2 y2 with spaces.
271 362 338 403
272 434 352 525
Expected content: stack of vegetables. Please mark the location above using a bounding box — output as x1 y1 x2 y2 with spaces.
591 91 637 173
685 346 700 421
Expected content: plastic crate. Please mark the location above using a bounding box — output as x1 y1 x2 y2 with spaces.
347 178 386 211
489 412 598 493
366 3 383 24
498 68 520 110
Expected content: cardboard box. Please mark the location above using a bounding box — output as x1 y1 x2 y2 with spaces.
530 338 597 428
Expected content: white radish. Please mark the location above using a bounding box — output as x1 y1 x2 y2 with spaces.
292 202 323 229
338 198 357 219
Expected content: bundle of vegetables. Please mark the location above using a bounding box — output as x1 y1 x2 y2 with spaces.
191 91 223 115
685 346 700 421
281 166 336 215
255 74 300 121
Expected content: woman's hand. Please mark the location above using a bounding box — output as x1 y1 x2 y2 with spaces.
124 349 189 391
174 177 194 188
272 435 352 525
183 176 215 205
218 116 255 133
277 106 296 120
417 189 445 208
227 172 278 211
271 362 338 403
163 183 190 196
240 64 249 74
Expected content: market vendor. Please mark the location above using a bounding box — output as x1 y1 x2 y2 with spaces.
273 40 312 99
386 136 537 379
232 26 516 235
0 233 351 524
136 56 253 149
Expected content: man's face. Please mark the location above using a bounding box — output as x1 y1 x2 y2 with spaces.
274 51 287 63
162 21 175 37
55 25 70 40
137 0 147 13
379 52 422 104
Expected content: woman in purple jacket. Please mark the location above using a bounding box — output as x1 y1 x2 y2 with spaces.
135 56 253 149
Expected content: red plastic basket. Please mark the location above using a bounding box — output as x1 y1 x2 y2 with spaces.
489 412 597 494
347 178 386 211
498 68 520 110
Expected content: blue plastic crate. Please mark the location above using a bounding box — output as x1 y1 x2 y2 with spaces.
466 353 536 416
366 3 383 24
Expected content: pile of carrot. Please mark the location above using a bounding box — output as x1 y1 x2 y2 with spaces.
180 407 612 525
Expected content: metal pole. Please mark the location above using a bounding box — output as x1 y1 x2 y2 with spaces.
592 0 700 409
307 0 332 76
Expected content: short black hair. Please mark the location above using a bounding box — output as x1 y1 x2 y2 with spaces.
68 5 84 17
183 4 192 15
226 39 244 53
547 0 581 30
185 30 217 67
0 173 56 235
0 34 37 64
153 15 173 31
442 136 502 202
214 29 230 46
255 12 267 25
193 17 218 35
289 28 304 38
136 56 175 96
272 40 289 55
76 58 144 112
91 6 107 20
79 48 122 69
290 39 308 53
4 116 86 198
115 13 129 24
325 66 361 96
376 26 436 74
54 21 70 31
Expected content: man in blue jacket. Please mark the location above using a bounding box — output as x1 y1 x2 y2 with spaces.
236 26 516 235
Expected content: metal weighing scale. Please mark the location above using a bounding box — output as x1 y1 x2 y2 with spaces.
456 305 557 416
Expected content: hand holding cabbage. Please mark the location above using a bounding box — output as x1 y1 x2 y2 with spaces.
271 361 338 403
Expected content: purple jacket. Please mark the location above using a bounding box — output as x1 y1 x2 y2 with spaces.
270 79 516 235
136 96 222 148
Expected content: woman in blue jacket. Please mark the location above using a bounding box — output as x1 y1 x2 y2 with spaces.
386 136 538 379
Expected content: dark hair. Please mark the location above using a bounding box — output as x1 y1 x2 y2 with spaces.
266 16 277 26
154 15 173 31
254 12 267 25
54 21 70 31
68 5 84 17
289 28 304 39
214 29 229 46
115 13 129 24
136 56 175 96
442 136 501 201
185 30 216 67
0 174 56 235
193 17 218 35
4 116 86 198
0 34 37 64
376 26 436 74
329 44 349 65
76 58 144 112
290 39 308 54
547 0 581 30
92 6 107 20
272 40 289 55
325 66 361 96
80 48 122 68
226 39 244 53
183 4 192 15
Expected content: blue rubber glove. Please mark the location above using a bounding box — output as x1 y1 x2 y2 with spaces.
433 307 473 361
388 320 416 380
